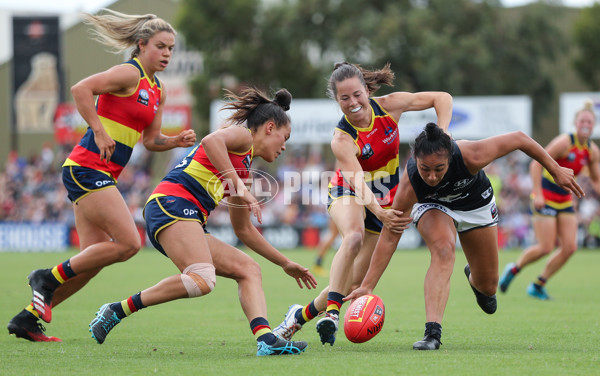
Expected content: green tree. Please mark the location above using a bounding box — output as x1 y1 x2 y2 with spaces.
573 3 600 89
176 0 564 133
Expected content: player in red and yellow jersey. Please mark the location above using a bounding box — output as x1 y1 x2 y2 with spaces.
8 10 195 342
88 87 317 357
500 100 600 300
273 62 453 346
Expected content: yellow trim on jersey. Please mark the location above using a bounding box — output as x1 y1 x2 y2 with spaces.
542 168 555 182
184 159 223 205
134 57 158 87
229 145 253 157
363 155 399 182
344 105 376 132
107 80 140 98
545 199 574 210
99 116 141 148
573 133 587 149
334 127 361 157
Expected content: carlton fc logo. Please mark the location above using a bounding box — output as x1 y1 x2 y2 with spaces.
137 89 149 106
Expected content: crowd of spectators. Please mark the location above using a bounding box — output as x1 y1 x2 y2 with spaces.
2 142 600 249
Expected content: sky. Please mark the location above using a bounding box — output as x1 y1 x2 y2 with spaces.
0 0 598 62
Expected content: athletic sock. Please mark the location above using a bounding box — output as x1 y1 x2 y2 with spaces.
251 317 276 345
315 257 322 266
535 276 547 287
25 304 40 319
111 292 146 319
50 259 76 285
296 300 319 325
511 265 521 274
326 291 345 316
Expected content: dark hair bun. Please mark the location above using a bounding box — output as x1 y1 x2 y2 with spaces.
425 122 441 140
273 89 292 111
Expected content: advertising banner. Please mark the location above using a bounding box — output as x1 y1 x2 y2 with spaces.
210 96 532 144
12 16 62 133
560 92 600 139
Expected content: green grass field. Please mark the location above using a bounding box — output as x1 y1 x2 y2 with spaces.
1 247 598 375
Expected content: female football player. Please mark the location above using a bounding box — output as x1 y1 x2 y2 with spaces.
345 123 583 350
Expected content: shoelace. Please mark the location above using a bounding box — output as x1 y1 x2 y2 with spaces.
37 322 47 333
270 341 302 354
100 312 120 332
280 323 301 338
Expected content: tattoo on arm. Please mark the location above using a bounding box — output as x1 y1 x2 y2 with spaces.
154 136 167 146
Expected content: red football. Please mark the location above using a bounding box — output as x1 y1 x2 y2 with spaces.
343 294 385 343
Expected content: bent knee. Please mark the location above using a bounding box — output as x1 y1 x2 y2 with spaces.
234 259 262 282
116 242 142 262
181 263 216 297
341 231 364 255
430 241 456 263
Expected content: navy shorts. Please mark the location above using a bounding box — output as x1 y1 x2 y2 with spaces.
327 185 383 234
62 166 116 203
144 195 207 256
530 201 575 217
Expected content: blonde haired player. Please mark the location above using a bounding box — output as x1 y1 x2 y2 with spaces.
499 100 600 300
7 9 195 342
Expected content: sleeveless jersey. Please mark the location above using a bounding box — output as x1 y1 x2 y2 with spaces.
329 98 400 207
541 133 590 208
406 141 493 211
148 140 253 218
63 57 162 180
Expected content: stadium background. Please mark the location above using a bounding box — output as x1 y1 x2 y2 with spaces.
1 0 600 252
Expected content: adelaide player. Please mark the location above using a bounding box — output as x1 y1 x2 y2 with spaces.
274 62 452 346
7 9 195 342
88 87 317 356
499 100 600 300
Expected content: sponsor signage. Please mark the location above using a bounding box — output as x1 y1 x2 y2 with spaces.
0 223 68 251
211 96 532 144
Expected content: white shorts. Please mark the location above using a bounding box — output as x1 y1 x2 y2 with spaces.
411 197 498 233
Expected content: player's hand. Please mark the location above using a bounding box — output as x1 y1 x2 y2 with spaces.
552 166 585 198
93 129 116 163
378 209 412 235
176 129 196 147
282 261 318 289
235 184 262 224
343 286 372 302
533 194 546 211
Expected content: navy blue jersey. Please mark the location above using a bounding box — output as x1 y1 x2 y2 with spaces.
406 142 493 211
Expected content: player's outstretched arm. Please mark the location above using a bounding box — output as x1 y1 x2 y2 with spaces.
228 196 317 289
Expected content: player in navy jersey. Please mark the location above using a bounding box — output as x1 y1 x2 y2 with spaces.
7 9 195 343
273 62 452 346
345 123 583 350
88 87 317 356
499 100 600 300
